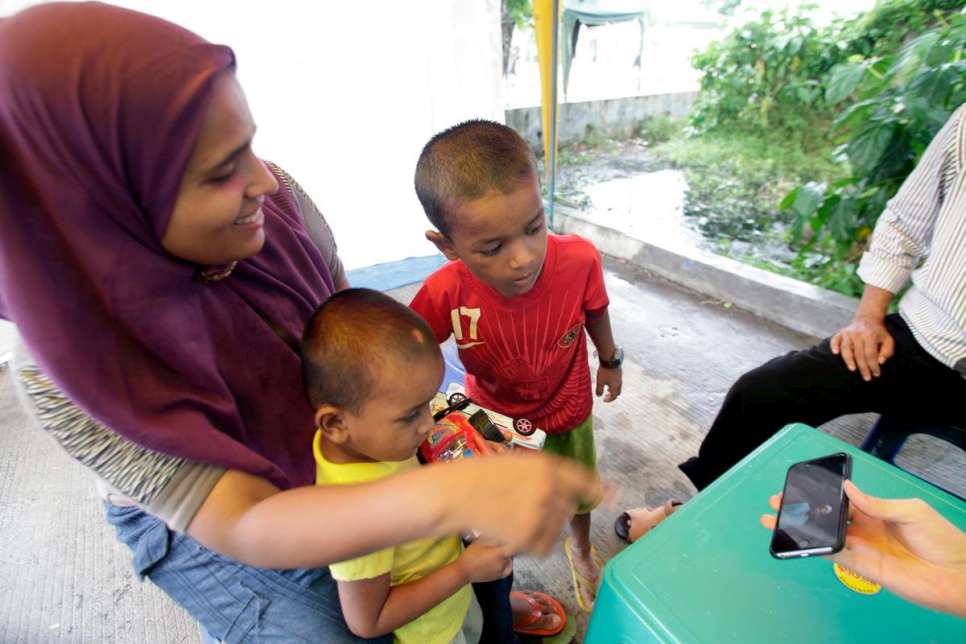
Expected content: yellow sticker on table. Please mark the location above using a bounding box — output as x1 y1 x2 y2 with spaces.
833 563 882 595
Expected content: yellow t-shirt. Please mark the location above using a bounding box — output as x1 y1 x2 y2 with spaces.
313 431 471 644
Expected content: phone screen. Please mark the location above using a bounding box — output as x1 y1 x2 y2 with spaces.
770 453 851 559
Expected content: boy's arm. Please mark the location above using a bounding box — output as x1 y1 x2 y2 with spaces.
410 280 453 343
337 538 512 638
581 239 621 401
336 562 469 639
586 308 622 402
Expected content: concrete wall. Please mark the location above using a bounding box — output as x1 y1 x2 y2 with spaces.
554 206 858 340
506 91 696 150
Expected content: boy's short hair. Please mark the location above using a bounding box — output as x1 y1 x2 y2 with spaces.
414 119 537 235
301 288 440 413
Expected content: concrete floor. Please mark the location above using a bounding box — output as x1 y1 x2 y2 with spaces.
1 258 963 643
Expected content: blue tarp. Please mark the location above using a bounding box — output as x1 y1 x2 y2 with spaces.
346 253 448 292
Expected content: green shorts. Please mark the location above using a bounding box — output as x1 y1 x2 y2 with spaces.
542 415 598 514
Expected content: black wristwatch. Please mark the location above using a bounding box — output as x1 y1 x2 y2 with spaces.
599 347 624 369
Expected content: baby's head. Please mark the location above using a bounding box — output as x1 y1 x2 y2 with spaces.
415 119 547 298
301 288 443 463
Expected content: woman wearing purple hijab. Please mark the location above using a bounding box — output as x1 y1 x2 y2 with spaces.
0 3 597 641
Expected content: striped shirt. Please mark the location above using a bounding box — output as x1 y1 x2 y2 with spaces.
857 105 966 375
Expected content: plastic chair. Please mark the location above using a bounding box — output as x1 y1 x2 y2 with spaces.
860 415 966 500
440 339 466 390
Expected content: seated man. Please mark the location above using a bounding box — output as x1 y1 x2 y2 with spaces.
676 104 966 492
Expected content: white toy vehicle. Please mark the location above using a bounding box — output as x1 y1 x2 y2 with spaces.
431 384 546 450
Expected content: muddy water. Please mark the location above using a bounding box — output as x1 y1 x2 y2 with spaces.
547 139 797 267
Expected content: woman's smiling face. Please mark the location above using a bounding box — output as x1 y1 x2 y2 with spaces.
161 71 279 266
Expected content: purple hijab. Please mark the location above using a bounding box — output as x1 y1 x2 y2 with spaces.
0 3 334 488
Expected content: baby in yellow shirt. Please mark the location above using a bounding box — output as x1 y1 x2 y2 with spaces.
302 288 512 644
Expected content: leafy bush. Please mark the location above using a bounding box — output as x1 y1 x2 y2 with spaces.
783 7 966 295
689 6 848 142
689 0 965 296
845 0 966 57
635 114 684 144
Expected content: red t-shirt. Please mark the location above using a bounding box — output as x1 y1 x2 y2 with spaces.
410 235 609 434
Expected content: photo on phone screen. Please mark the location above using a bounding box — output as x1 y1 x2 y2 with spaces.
770 452 852 559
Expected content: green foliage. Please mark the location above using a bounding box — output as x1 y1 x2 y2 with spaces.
689 5 848 140
691 1 965 140
687 0 966 297
846 0 965 57
785 7 966 284
635 115 684 145
505 0 533 28
656 128 842 251
716 0 744 17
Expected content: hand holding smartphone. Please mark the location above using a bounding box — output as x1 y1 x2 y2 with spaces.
770 452 852 559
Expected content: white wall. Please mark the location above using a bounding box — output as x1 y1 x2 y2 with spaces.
0 0 504 269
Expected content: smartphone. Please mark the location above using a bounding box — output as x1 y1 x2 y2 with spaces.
770 452 852 559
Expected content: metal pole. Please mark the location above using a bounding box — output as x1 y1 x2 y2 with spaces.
547 0 559 231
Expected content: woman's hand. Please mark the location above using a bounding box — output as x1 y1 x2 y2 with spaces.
761 480 966 617
188 451 600 569
441 452 601 556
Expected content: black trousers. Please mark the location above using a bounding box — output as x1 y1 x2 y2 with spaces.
679 314 966 490
473 572 518 643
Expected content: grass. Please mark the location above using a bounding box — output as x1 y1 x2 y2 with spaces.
634 114 683 145
542 115 860 297
557 127 621 167
649 123 857 295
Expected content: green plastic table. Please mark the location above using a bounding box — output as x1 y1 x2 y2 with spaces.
586 424 966 643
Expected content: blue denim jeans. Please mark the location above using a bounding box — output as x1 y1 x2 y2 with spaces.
105 504 391 643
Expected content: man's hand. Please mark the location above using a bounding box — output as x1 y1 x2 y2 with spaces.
830 284 895 381
595 365 622 402
830 315 895 381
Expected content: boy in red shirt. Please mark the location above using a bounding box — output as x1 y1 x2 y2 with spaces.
410 120 623 613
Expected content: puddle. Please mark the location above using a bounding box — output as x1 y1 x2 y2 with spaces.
580 169 703 249
551 140 800 268
550 139 706 250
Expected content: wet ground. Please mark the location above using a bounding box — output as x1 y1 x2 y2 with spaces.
547 138 801 270
3 260 962 643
